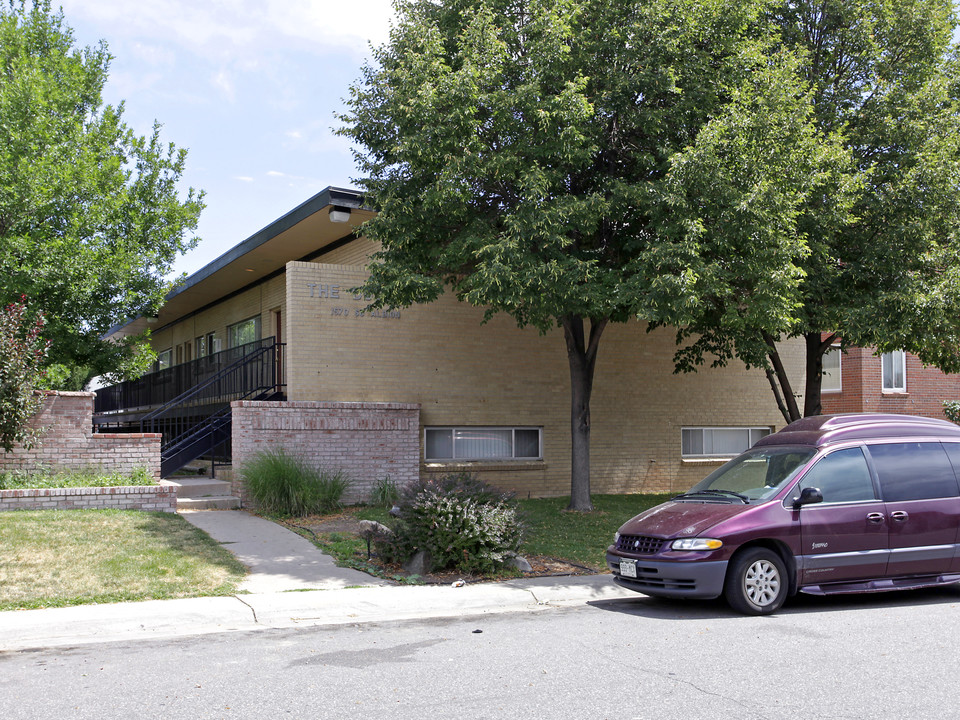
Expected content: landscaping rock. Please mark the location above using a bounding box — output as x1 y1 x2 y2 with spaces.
505 554 533 573
403 550 432 575
357 520 393 539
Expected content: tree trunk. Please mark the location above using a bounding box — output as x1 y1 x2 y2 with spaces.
763 332 801 424
802 331 838 417
562 314 607 512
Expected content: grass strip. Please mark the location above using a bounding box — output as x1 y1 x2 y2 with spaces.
0 509 246 611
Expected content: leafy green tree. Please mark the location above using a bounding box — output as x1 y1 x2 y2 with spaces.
0 0 203 387
0 296 48 452
341 0 830 509
675 0 960 421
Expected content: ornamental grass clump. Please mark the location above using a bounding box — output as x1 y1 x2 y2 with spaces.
380 473 523 574
240 449 350 516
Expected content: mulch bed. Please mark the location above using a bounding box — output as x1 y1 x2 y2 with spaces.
283 512 599 585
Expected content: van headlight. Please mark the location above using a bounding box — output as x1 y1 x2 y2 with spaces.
614 532 621 544
671 538 723 551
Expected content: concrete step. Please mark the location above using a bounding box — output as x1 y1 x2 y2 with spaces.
177 496 241 510
160 478 240 511
161 477 232 498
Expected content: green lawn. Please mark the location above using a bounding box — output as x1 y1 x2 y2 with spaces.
0 509 246 611
287 494 674 575
518 494 674 568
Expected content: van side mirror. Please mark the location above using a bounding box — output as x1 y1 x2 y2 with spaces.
792 486 824 509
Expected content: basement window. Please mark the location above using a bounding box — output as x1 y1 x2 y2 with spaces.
425 427 542 461
682 427 771 458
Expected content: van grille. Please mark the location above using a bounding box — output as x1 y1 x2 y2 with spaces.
616 534 665 554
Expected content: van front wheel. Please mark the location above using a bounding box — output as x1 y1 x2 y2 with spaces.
724 548 788 615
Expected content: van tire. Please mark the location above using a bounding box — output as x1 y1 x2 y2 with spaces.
724 547 788 615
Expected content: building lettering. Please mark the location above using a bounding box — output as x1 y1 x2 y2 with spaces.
308 282 399 320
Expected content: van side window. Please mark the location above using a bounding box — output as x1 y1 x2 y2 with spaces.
797 447 875 503
868 442 960 502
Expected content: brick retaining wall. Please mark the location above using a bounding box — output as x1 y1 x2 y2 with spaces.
0 485 177 512
0 391 161 478
231 400 420 506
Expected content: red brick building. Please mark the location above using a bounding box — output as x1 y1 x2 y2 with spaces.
820 342 960 419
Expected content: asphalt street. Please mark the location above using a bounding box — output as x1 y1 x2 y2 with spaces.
3 585 959 719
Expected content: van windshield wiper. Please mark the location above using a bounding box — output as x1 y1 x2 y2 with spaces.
673 489 750 504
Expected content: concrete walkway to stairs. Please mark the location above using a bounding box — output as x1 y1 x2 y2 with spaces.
179 509 390 593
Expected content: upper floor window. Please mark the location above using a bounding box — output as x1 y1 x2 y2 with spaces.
821 345 842 392
156 349 172 370
682 427 771 458
881 350 906 393
425 427 542 461
228 316 261 348
196 332 220 357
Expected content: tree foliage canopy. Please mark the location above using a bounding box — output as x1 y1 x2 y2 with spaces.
341 0 834 508
0 0 203 386
674 0 960 420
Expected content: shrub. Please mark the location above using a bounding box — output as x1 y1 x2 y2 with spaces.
368 474 400 507
944 401 960 424
379 473 523 574
0 297 49 452
0 466 155 490
240 449 350 516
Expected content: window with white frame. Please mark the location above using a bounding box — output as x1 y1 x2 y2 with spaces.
881 350 906 393
228 316 261 348
821 345 842 392
682 427 771 458
425 427 542 461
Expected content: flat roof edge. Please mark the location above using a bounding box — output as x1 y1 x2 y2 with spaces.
169 186 365 299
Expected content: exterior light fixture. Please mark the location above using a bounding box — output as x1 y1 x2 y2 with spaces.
329 206 352 223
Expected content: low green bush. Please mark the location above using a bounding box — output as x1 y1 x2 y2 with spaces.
379 473 523 574
240 449 350 516
0 466 155 490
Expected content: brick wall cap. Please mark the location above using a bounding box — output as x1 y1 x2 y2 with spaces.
232 400 420 411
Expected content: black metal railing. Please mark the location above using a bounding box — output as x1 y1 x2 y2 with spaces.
94 337 280 415
142 339 284 476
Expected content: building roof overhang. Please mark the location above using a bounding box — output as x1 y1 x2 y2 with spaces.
106 186 372 340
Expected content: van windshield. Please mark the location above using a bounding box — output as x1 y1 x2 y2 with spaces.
676 446 816 504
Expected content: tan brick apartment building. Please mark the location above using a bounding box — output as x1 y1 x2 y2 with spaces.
98 187 806 498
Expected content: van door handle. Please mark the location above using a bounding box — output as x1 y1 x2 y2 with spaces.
866 512 885 524
890 511 909 522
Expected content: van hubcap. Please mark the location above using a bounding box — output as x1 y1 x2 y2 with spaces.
744 559 781 607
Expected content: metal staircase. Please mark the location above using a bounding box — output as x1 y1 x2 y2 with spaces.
134 339 285 477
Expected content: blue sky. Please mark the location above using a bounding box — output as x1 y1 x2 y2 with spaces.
57 0 396 278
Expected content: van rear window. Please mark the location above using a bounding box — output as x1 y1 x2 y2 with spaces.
868 442 960 502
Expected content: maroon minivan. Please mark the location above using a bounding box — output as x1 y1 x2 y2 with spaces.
607 414 960 614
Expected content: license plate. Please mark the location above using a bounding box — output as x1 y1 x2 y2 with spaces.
619 559 637 578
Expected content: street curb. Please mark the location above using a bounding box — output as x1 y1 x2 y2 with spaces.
0 576 637 652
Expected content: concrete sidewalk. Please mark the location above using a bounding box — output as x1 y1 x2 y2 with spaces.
0 575 635 651
0 509 637 652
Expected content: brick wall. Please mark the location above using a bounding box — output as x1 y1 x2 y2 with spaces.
0 485 177 512
0 391 161 478
231 400 420 506
821 346 960 420
283 260 805 495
